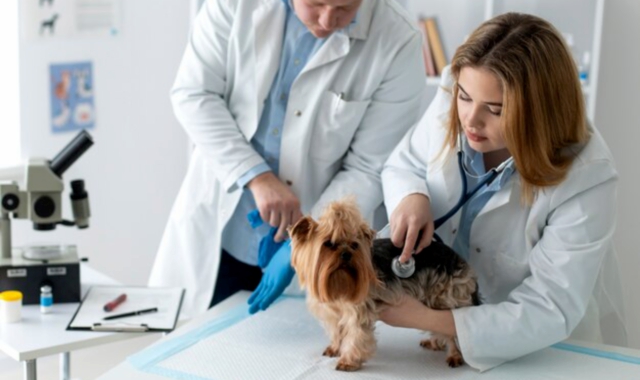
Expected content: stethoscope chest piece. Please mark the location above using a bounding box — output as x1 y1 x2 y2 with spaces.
391 256 416 278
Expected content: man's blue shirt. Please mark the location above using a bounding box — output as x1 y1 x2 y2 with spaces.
222 1 326 264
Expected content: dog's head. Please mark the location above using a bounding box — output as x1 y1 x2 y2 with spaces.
289 198 378 304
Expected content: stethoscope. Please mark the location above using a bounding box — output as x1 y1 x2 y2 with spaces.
431 135 514 241
386 133 513 277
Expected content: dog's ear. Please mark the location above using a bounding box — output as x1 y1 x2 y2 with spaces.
288 216 316 243
289 216 317 289
361 225 376 244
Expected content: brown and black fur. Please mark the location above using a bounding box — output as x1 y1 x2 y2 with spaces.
290 199 480 371
371 238 481 309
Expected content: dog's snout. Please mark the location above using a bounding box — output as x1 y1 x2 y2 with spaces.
341 252 352 262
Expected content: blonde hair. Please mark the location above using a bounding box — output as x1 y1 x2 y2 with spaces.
445 13 589 204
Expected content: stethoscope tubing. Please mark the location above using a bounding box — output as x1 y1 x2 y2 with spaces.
432 150 500 242
377 142 510 246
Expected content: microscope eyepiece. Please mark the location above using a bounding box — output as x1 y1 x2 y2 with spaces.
50 130 94 177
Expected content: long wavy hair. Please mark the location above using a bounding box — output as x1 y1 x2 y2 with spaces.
445 13 589 204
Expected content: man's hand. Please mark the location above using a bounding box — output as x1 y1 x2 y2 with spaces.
248 172 303 242
389 194 434 263
247 242 295 314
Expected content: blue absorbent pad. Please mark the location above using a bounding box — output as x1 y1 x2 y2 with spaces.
128 303 250 374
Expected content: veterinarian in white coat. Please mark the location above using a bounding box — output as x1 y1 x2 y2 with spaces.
149 0 425 317
379 13 627 371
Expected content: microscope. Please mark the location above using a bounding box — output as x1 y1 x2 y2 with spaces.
0 130 93 304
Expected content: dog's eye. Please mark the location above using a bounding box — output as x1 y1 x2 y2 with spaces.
350 242 359 250
323 241 336 250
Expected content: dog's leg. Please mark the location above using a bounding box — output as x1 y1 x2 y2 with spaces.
336 320 376 371
444 336 464 368
420 333 464 368
420 334 447 351
322 324 342 358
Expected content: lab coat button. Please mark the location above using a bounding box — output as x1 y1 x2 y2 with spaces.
294 110 302 117
452 228 457 234
286 180 293 186
475 247 481 253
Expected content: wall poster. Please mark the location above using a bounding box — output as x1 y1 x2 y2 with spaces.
50 61 95 133
22 0 122 41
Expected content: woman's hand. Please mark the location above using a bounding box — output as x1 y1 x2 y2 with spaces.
379 295 457 337
378 295 431 329
389 193 434 262
248 172 303 242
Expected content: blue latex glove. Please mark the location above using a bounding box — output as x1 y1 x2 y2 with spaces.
247 209 286 268
247 241 294 314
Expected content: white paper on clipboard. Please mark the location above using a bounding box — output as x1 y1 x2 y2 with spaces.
67 286 184 332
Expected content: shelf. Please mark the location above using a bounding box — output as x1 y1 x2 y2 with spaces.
410 0 602 120
426 76 441 86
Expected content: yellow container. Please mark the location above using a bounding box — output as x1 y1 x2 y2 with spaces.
0 290 23 323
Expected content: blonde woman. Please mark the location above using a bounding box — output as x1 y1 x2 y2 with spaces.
379 13 627 370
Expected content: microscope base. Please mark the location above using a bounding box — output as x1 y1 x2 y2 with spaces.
0 247 81 305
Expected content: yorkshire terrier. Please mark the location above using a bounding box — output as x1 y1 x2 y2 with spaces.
289 199 480 371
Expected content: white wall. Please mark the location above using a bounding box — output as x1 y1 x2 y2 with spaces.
0 0 21 167
12 0 190 286
595 0 640 349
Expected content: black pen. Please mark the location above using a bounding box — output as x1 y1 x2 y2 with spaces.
103 307 158 321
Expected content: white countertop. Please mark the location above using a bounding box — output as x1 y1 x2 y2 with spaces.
0 263 150 361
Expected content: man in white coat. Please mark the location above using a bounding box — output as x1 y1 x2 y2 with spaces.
149 0 426 317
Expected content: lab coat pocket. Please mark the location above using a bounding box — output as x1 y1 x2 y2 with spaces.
310 91 371 163
492 250 530 294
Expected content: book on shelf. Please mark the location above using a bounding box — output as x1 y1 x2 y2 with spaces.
424 17 447 75
417 17 437 77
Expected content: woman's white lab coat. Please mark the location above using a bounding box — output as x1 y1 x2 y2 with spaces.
149 0 425 317
382 68 627 371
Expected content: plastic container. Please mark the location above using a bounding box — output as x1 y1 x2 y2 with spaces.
578 51 591 86
41 285 53 314
0 290 23 323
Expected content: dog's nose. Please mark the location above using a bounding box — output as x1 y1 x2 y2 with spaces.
341 252 352 262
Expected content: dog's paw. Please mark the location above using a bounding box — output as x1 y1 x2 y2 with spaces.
420 338 446 351
323 346 340 357
446 354 464 368
336 359 362 372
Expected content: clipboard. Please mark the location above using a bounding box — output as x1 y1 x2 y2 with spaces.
67 286 185 332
